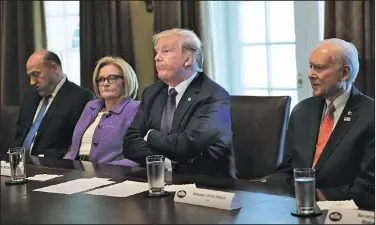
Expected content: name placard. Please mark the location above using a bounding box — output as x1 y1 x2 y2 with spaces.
173 187 241 210
325 209 375 224
1 161 11 177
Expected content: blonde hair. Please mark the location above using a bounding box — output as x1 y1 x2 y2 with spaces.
153 28 204 72
92 56 138 99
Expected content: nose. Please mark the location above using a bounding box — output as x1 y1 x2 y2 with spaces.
103 79 110 86
30 77 36 86
308 68 316 79
154 52 162 61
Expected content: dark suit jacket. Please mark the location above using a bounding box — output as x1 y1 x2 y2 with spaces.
14 79 96 159
270 86 374 197
123 72 235 178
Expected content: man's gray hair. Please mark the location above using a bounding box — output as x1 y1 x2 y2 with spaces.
153 28 204 72
318 38 359 85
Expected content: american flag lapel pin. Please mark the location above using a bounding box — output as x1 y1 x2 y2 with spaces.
187 97 192 102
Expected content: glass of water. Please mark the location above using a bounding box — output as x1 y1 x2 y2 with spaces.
146 155 165 196
293 168 315 215
8 147 27 182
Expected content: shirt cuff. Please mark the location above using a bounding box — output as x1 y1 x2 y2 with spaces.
144 129 154 142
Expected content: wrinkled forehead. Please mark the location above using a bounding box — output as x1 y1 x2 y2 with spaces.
310 44 338 65
26 57 45 73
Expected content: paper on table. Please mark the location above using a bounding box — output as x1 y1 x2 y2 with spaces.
317 200 358 210
27 174 63 181
33 177 114 194
85 180 149 197
165 183 196 192
1 161 11 176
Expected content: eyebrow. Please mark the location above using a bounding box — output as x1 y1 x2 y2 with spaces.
309 62 327 67
98 74 119 77
155 44 174 50
27 71 40 76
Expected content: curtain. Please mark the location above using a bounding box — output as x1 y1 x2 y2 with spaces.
80 0 135 91
198 1 215 80
324 0 375 98
0 1 46 156
152 0 200 81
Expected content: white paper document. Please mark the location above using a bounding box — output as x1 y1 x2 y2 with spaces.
317 200 358 210
85 180 149 197
27 174 63 181
33 177 114 194
165 183 196 192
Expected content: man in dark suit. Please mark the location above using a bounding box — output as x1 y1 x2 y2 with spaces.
14 49 95 159
268 38 374 199
123 28 235 178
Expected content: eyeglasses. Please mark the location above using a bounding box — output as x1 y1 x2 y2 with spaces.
96 74 124 86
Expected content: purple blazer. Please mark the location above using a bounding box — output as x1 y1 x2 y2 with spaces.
64 97 140 166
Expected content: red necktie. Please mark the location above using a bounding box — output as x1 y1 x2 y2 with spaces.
312 102 335 168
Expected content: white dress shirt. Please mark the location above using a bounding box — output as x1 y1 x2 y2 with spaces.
168 72 197 107
322 87 351 129
78 111 107 156
30 77 66 152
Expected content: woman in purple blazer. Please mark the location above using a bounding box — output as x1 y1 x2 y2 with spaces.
64 56 140 166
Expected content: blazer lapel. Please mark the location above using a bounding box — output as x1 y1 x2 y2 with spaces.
34 81 69 140
24 93 42 134
83 103 102 135
150 84 167 131
314 87 361 173
171 75 202 132
304 98 326 167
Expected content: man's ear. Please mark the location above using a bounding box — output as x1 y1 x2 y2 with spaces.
184 53 194 67
341 65 350 82
50 62 59 75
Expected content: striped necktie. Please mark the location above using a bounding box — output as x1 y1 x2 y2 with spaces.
23 96 51 154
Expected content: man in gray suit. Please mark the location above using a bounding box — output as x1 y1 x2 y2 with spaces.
269 38 374 199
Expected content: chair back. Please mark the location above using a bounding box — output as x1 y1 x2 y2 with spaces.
231 96 291 180
0 106 20 160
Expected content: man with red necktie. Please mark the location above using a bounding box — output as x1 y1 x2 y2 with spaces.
268 38 374 199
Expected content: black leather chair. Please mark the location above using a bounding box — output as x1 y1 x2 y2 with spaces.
0 106 20 160
231 96 291 180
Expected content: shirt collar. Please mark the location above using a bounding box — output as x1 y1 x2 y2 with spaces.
325 87 351 110
51 77 67 98
168 72 197 95
89 97 132 114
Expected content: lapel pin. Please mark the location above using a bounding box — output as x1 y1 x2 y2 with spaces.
348 111 352 115
344 117 351 122
187 97 192 102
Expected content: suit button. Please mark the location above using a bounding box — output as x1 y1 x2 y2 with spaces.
94 142 98 146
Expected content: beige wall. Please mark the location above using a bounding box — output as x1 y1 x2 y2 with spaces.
130 1 155 98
